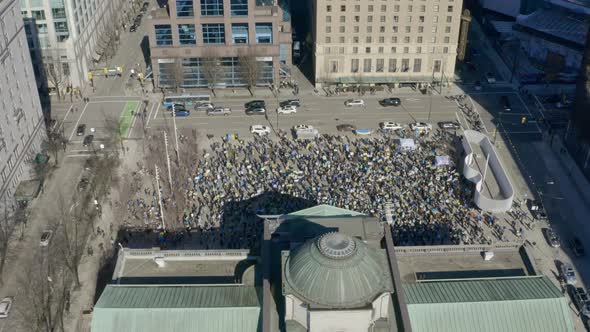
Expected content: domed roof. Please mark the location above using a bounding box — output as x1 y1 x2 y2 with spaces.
283 232 392 308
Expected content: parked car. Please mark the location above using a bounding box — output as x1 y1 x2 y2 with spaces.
76 124 86 136
336 124 357 132
438 121 461 130
250 125 271 136
561 263 577 285
569 287 590 318
40 230 53 246
207 107 231 116
0 297 13 318
380 98 401 106
277 105 297 114
380 122 403 131
245 100 266 109
129 24 137 32
83 135 94 147
245 107 266 115
195 102 215 111
294 124 314 131
344 99 365 107
474 81 482 91
526 199 548 221
167 103 186 111
485 72 496 84
543 227 560 248
279 99 301 108
571 237 585 257
500 96 511 111
354 128 373 135
173 109 191 117
409 122 432 131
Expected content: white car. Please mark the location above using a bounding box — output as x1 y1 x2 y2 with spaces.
344 99 365 107
409 122 432 131
40 230 53 247
561 263 577 286
294 124 314 131
277 105 297 114
0 297 13 318
380 122 404 131
250 125 271 136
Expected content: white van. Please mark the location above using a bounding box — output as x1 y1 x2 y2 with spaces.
294 125 319 139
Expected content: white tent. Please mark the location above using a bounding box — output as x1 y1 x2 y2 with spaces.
434 155 452 167
398 139 417 151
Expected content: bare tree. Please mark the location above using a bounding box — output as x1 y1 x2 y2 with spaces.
170 60 185 93
96 17 120 65
0 200 22 285
16 253 71 332
201 50 224 97
43 55 68 101
238 47 260 96
104 113 125 154
53 193 90 289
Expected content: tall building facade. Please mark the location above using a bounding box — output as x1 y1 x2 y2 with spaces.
19 0 126 91
312 0 463 88
148 0 292 89
0 0 46 201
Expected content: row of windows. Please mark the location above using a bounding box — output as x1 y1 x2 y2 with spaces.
155 23 273 46
324 45 451 54
158 57 273 87
324 35 453 44
327 4 454 12
325 15 454 24
332 58 443 74
176 0 249 17
26 8 68 21
325 25 453 34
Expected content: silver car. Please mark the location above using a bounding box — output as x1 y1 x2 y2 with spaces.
561 263 577 286
207 107 231 116
195 102 214 112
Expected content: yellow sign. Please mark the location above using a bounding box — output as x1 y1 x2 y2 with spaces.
521 117 527 124
88 72 94 80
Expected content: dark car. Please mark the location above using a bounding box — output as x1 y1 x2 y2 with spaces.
245 107 266 115
83 135 94 147
76 124 86 136
380 98 401 106
500 96 511 111
543 227 560 248
336 124 357 132
526 199 547 221
78 177 90 191
279 99 301 108
173 109 191 117
168 104 188 113
245 100 265 109
438 121 461 130
571 237 585 257
129 25 137 32
569 286 590 318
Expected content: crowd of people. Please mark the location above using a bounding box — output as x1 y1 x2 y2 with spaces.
126 131 502 250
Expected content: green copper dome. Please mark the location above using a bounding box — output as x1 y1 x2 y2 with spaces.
284 232 392 308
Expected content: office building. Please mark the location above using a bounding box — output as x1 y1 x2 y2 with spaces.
0 0 46 201
19 0 126 91
312 0 464 88
147 0 292 89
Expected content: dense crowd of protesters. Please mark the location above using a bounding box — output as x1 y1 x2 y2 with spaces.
125 131 510 249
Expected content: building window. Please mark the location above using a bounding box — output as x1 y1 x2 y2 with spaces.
416 47 421 53
201 0 224 16
230 0 248 16
444 36 450 43
405 26 411 33
388 58 396 72
354 5 360 12
433 60 441 73
393 26 398 33
434 5 439 12
403 36 410 43
431 36 437 43
353 47 358 54
327 5 332 12
381 5 386 12
340 5 346 11
406 16 411 23
51 8 66 19
432 26 437 33
418 26 424 33
417 36 423 43
413 58 422 72
443 47 449 53
155 25 173 46
401 58 409 72
31 10 46 20
376 59 384 72
445 26 451 33
393 16 398 23
368 5 374 12
391 36 397 43
340 16 345 23
368 16 373 22
380 16 386 22
367 26 372 33
62 62 70 76
255 23 272 44
177 0 195 16
366 36 372 43
447 6 453 12
354 26 359 32
403 46 409 53
408 5 412 11
178 24 197 45
351 59 359 73
380 26 385 33
327 16 332 22
433 16 438 23
378 46 384 53
232 23 248 44
363 58 371 72
330 60 339 73
326 26 331 33
202 23 225 44
379 36 384 43
339 26 345 33
391 47 396 53
394 5 399 12
366 47 371 53
446 16 452 23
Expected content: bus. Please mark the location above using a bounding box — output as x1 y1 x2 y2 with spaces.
162 93 210 107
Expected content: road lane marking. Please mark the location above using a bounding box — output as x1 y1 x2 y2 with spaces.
68 103 90 141
146 101 157 128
